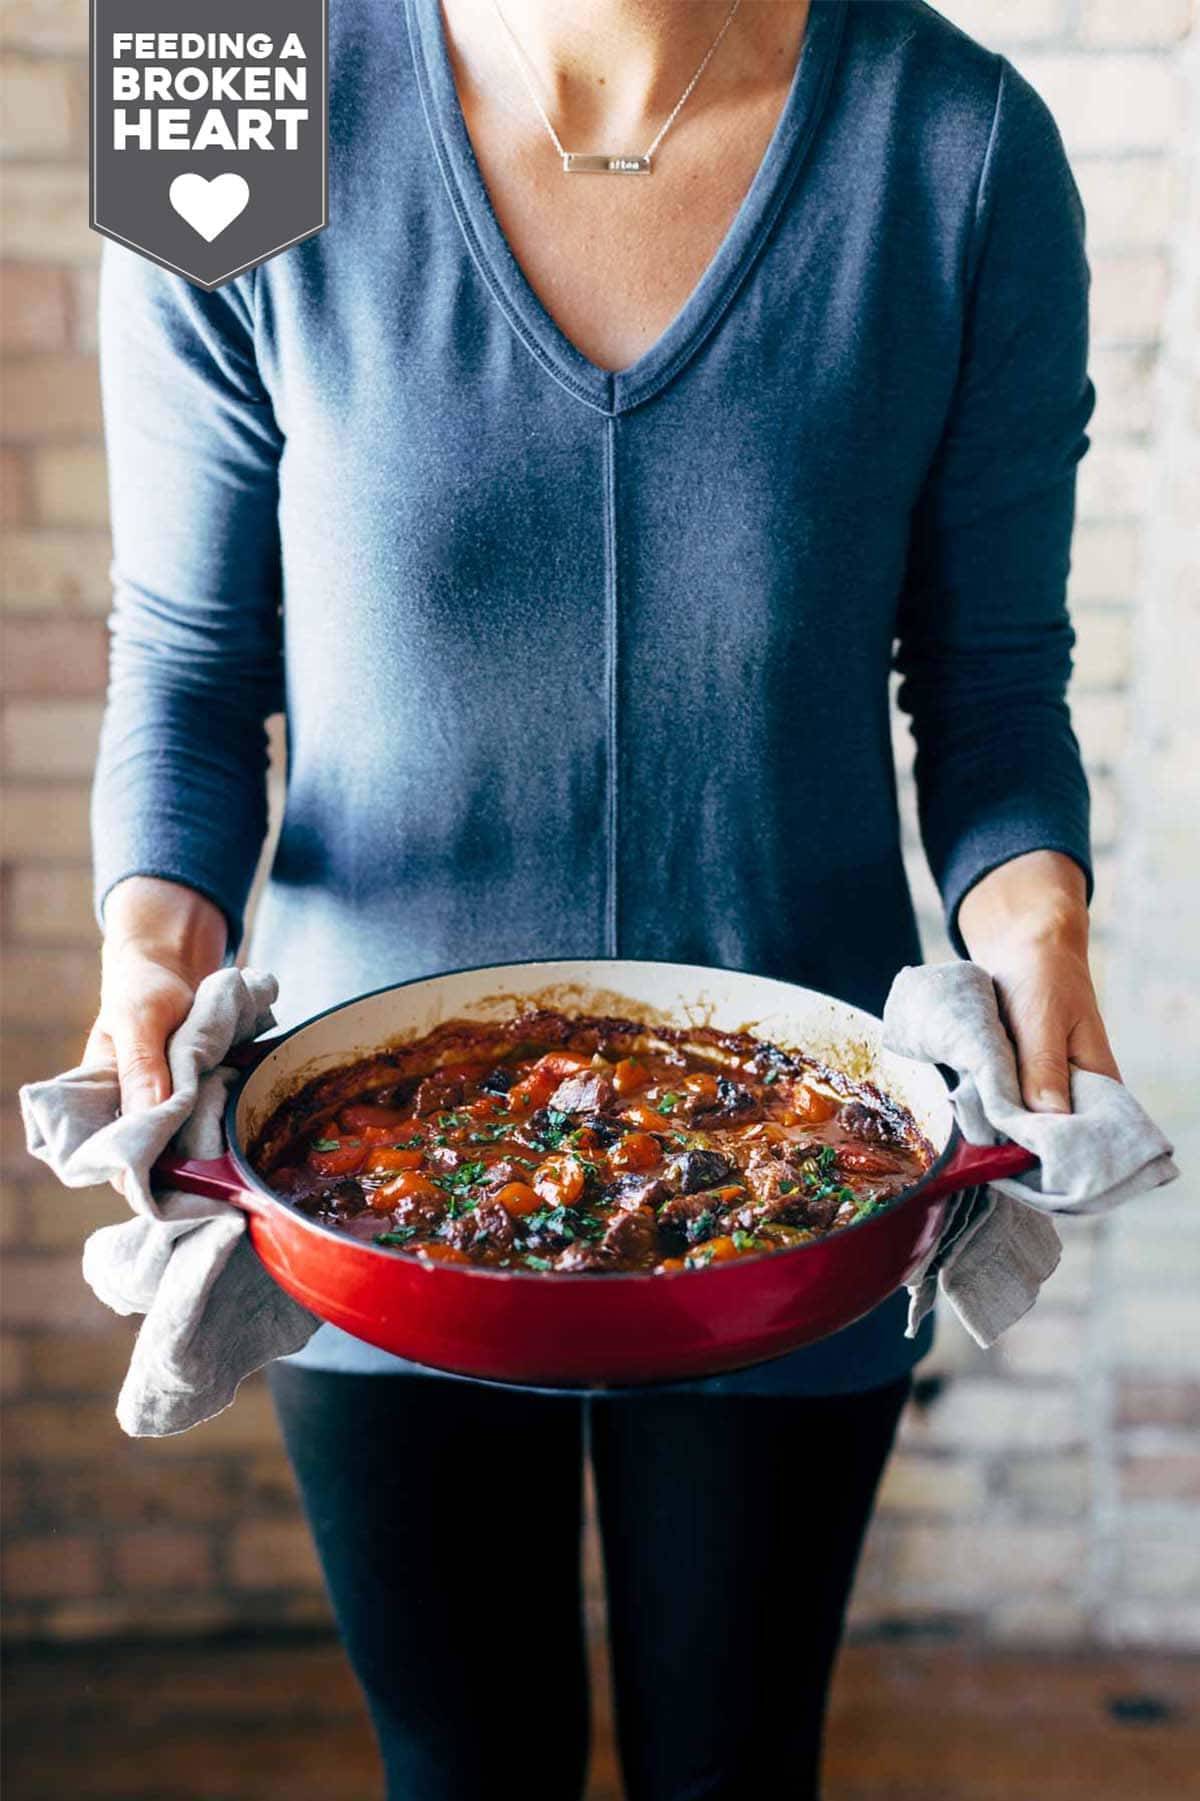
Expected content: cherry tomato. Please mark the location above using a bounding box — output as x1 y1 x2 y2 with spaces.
418 1243 470 1265
533 1154 586 1208
699 1235 742 1262
621 1103 673 1133
507 1066 560 1113
681 1070 719 1104
493 1181 541 1218
364 1148 425 1175
609 1131 661 1173
780 1083 840 1125
340 1104 416 1132
308 1141 366 1179
612 1058 651 1097
370 1170 443 1213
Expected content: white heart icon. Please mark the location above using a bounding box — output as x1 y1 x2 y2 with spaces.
168 172 250 243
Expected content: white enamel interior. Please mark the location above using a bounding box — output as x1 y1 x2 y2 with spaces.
233 959 955 1157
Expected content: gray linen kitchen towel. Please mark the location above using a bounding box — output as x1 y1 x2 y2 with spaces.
883 962 1179 1347
19 967 319 1437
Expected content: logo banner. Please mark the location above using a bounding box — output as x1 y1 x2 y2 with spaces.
90 0 328 289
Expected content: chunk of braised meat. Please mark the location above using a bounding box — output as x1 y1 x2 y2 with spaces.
555 1242 610 1272
605 1171 675 1212
547 1066 616 1115
479 1158 521 1191
413 1071 468 1116
663 1148 734 1193
839 1100 907 1147
442 1196 516 1255
390 1186 446 1232
295 1176 364 1219
836 1144 910 1176
556 1206 657 1271
687 1076 761 1126
657 1191 724 1246
723 1148 830 1232
601 1206 658 1265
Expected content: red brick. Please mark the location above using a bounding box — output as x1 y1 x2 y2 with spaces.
70 264 99 353
0 1254 109 1332
28 1458 235 1530
3 1398 125 1462
1 699 104 775
0 946 99 1025
4 864 98 943
2 354 102 441
29 446 108 526
111 1528 213 1592
0 166 93 264
0 55 73 157
28 1328 134 1395
0 617 107 693
2 1531 102 1599
230 1519 323 1590
0 784 92 858
1 529 113 611
1117 1380 1200 1429
0 265 71 351
0 1 89 54
1 446 32 525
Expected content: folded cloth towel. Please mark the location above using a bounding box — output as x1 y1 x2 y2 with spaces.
882 961 1179 1348
20 967 319 1437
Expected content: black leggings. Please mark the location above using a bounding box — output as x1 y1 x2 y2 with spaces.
268 1365 910 1801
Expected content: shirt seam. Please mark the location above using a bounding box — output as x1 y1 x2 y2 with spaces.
603 416 620 956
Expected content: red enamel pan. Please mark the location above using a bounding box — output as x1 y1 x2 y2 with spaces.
152 958 1035 1388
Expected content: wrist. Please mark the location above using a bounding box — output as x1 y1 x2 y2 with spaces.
957 850 1090 965
102 876 229 982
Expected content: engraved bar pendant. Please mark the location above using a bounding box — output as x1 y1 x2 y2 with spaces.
562 153 652 174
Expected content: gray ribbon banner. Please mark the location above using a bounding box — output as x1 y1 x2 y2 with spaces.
90 0 328 289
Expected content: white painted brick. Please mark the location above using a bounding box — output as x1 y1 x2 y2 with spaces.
1091 251 1170 342
1072 689 1130 767
1069 521 1141 600
877 1453 987 1516
1091 345 1159 437
1020 55 1179 154
1077 157 1174 249
1073 607 1133 688
891 1522 1084 1600
0 1 89 53
933 0 1069 45
996 1312 1090 1381
901 1379 1085 1452
1077 441 1154 518
1002 1451 1092 1514
1079 0 1193 48
0 55 73 157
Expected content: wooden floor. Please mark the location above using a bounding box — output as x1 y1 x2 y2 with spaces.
3 1632 1197 1801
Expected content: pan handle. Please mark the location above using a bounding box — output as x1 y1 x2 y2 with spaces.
151 1150 255 1208
921 1136 1038 1204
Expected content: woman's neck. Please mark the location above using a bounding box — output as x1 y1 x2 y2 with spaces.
441 0 812 141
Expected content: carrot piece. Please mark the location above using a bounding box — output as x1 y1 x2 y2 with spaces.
612 1058 651 1097
364 1148 425 1175
609 1131 661 1173
308 1142 367 1179
493 1181 541 1218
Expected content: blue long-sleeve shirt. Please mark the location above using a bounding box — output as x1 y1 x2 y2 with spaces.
93 0 1092 1395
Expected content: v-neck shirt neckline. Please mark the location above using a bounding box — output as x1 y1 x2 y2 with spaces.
405 0 847 417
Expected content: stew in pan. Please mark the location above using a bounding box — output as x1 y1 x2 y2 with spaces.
250 1010 933 1274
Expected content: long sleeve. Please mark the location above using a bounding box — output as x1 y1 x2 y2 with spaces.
92 243 285 949
894 58 1094 956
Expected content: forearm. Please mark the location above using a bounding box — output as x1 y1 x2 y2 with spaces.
957 849 1089 963
103 876 229 978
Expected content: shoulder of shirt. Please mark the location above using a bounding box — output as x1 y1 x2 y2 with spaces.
842 1 1068 184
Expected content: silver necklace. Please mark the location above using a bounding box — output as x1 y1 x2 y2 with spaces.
488 0 744 175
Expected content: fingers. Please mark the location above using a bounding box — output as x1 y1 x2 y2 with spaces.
1014 1029 1073 1115
1069 1012 1122 1084
107 999 172 1117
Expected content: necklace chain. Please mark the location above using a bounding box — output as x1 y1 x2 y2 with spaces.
488 0 744 170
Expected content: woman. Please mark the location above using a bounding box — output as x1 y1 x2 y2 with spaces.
88 2 1119 1795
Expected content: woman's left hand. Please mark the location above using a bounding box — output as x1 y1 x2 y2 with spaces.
956 850 1121 1114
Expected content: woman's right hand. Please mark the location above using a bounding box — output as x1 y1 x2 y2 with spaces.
84 876 230 1119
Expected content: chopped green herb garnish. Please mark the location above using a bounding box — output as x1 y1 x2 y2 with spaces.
658 1092 680 1113
312 1138 341 1152
731 1230 761 1252
524 1255 553 1271
376 1226 419 1247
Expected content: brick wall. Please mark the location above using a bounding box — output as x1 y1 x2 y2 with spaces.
2 0 1196 1646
